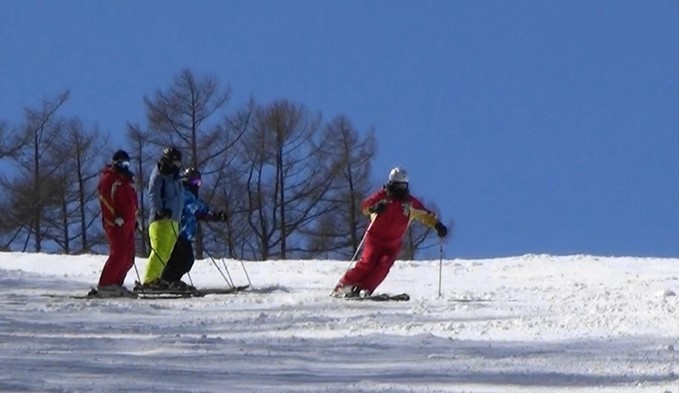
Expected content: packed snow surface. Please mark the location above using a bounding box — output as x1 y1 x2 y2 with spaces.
1 252 678 392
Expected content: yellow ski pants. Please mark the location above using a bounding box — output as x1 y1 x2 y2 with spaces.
143 219 180 284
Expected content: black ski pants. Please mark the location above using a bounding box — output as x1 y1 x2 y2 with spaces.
161 235 195 282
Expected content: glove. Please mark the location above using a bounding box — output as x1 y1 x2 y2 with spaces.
434 221 448 238
113 216 124 227
214 210 227 221
135 217 142 231
368 199 388 215
154 208 172 220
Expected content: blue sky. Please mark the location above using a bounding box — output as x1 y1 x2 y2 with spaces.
1 1 678 258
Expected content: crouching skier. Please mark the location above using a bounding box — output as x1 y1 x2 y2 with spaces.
158 167 227 292
95 150 139 298
332 167 449 298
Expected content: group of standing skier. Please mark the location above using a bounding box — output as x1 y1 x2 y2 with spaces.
96 147 448 298
96 147 225 298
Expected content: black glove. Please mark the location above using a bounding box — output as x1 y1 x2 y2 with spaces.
434 221 448 238
368 199 388 215
205 210 226 221
154 208 172 220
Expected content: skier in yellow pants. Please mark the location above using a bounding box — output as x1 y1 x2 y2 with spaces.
145 219 180 284
140 147 185 289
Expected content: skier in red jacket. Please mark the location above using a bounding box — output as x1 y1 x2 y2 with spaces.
333 167 448 298
96 150 139 297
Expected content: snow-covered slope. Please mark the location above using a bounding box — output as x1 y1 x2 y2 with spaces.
1 252 678 392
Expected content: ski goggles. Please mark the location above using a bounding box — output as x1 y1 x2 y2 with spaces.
115 159 131 169
389 181 408 191
188 177 202 188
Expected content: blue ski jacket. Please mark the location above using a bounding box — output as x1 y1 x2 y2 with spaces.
147 164 184 223
179 188 212 241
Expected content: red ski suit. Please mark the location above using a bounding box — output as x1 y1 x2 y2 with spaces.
98 165 138 287
340 189 439 293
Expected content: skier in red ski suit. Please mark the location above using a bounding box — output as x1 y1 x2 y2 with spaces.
97 150 139 296
333 167 448 297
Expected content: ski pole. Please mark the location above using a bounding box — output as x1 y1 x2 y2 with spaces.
142 221 175 270
137 222 178 290
133 226 148 296
204 248 234 288
438 238 444 297
239 259 253 289
132 258 143 293
345 218 375 273
221 260 235 287
146 230 170 269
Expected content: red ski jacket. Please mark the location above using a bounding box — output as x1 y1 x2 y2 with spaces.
361 189 439 245
98 165 138 231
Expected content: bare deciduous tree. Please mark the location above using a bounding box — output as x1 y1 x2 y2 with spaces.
126 122 155 256
142 69 243 258
0 92 69 252
0 121 27 159
205 100 256 259
304 115 377 259
241 99 338 260
0 70 452 261
46 118 108 253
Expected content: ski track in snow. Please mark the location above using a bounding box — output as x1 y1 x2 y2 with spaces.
1 253 679 392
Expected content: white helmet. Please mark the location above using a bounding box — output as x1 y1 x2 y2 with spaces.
388 167 409 184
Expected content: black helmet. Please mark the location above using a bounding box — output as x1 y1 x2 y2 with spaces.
112 149 130 162
159 147 182 174
162 146 182 163
181 167 202 188
111 149 131 172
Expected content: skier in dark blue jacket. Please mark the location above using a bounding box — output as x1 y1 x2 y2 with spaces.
160 167 226 290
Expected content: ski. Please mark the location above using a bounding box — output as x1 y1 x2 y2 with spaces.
195 285 250 295
132 288 204 297
44 285 250 300
43 291 190 300
345 292 410 302
132 285 250 297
